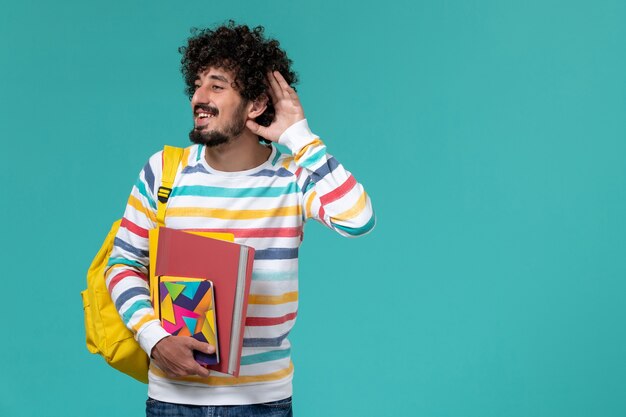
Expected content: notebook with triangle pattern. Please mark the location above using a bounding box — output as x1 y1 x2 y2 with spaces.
159 276 219 366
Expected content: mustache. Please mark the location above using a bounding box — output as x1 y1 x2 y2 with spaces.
194 104 219 115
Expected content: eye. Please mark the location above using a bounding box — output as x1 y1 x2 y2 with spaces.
212 85 224 91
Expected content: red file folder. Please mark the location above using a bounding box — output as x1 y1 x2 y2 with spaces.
152 227 255 377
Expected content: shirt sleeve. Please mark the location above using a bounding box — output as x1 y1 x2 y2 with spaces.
279 119 376 237
104 151 170 356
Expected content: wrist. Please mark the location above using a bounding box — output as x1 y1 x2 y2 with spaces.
150 335 171 358
278 119 317 153
137 321 171 356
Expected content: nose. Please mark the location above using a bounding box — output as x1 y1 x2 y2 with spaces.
191 83 212 106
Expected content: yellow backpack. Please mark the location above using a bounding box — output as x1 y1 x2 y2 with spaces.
81 145 183 383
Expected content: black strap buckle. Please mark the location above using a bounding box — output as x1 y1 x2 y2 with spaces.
157 186 172 203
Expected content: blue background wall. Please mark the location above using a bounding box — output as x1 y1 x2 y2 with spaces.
1 1 625 416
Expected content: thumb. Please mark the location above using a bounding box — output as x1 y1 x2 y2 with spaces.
188 338 215 354
246 119 267 137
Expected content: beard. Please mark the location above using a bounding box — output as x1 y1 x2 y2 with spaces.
189 101 248 148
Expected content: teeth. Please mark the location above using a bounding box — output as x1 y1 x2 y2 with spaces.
197 113 212 118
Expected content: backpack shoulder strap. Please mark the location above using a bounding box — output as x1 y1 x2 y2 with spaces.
156 145 184 227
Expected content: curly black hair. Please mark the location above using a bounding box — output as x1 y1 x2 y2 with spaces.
179 21 298 128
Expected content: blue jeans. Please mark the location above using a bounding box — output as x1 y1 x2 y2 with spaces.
146 397 293 417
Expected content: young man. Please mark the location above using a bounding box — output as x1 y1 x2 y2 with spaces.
106 22 375 416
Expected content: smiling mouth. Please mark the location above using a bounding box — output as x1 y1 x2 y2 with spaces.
194 105 218 128
196 111 215 119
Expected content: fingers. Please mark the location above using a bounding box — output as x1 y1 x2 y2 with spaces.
152 336 214 378
272 71 291 93
273 71 300 102
246 120 266 137
267 71 298 99
165 358 209 378
186 338 214 377
188 338 215 354
266 71 282 101
168 361 210 378
192 363 211 378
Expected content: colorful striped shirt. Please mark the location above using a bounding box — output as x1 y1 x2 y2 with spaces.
105 119 375 405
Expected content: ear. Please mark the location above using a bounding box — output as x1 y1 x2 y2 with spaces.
247 94 268 119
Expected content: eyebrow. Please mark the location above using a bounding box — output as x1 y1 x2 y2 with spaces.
194 73 231 86
209 74 229 83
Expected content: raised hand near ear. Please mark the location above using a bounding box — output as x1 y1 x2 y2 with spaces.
246 71 305 142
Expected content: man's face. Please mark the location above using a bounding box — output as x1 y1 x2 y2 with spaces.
189 67 249 147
